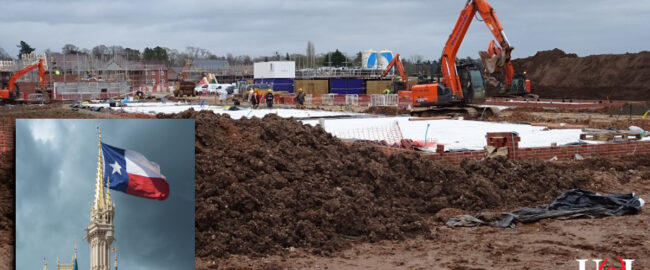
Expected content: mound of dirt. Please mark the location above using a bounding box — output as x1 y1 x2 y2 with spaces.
512 49 650 100
362 106 410 116
161 110 628 260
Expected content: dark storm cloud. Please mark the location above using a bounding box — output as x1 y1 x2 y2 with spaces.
0 0 648 60
16 119 195 270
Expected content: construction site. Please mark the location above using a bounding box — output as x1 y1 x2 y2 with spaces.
1 0 650 269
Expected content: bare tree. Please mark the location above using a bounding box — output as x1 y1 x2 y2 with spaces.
91 45 110 60
108 45 124 56
237 55 252 65
409 54 424 64
185 46 215 60
62 44 80 55
225 53 234 65
0 46 12 60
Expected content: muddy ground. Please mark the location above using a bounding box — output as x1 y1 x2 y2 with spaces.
195 153 650 269
160 110 649 270
495 107 650 131
0 151 13 269
512 49 650 101
0 104 648 269
362 106 411 116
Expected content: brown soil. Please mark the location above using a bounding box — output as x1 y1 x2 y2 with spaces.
0 151 14 268
512 49 650 100
203 202 650 269
160 110 648 268
200 154 650 269
1 104 649 269
498 108 650 131
362 106 410 116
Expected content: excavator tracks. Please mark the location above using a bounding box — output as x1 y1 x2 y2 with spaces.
409 105 500 119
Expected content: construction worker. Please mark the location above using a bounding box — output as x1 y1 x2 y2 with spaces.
250 88 260 109
265 89 274 108
295 88 305 109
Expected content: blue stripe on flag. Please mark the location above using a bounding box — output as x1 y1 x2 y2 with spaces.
101 143 129 193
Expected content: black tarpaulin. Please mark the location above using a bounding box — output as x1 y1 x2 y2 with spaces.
446 189 645 228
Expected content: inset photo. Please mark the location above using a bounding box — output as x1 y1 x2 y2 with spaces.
15 119 195 270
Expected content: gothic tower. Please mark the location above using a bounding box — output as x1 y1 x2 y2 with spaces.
85 127 115 270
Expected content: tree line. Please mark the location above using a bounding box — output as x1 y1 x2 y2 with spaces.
1 40 442 77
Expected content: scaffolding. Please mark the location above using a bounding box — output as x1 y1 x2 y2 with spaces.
296 67 386 79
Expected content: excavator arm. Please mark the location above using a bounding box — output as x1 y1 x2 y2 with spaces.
7 58 47 92
440 0 514 100
381 53 408 91
1 58 47 100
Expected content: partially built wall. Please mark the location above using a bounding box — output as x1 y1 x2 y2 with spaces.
53 81 129 100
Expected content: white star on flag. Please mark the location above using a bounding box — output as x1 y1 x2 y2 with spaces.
110 161 122 175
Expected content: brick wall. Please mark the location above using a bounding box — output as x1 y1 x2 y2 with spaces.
0 118 14 153
375 140 650 165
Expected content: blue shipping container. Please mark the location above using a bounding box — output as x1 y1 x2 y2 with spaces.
329 78 364 95
254 78 295 93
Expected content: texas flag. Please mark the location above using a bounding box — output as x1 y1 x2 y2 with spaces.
101 143 169 200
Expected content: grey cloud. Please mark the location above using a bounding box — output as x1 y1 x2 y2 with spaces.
0 0 649 60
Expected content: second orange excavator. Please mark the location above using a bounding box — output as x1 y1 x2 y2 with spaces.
381 53 409 93
408 0 526 117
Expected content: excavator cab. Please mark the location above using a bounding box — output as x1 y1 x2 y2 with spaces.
456 61 486 104
508 73 536 98
509 73 526 94
411 61 485 107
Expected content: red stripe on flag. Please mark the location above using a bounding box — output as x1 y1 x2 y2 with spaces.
126 174 169 200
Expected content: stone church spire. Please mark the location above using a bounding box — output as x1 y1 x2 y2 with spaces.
86 124 115 270
93 125 106 213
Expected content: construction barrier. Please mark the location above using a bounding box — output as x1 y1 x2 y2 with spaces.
370 94 399 106
322 94 336 106
345 94 359 106
267 93 410 108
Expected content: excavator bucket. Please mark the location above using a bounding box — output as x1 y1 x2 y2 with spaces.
479 50 506 74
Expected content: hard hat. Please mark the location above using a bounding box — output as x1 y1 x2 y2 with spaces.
298 88 303 92
267 89 272 92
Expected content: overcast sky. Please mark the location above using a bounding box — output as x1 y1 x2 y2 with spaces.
0 0 648 60
16 119 195 270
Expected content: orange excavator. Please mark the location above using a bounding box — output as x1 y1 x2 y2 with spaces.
0 58 47 101
482 40 534 97
409 0 525 116
381 53 409 93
